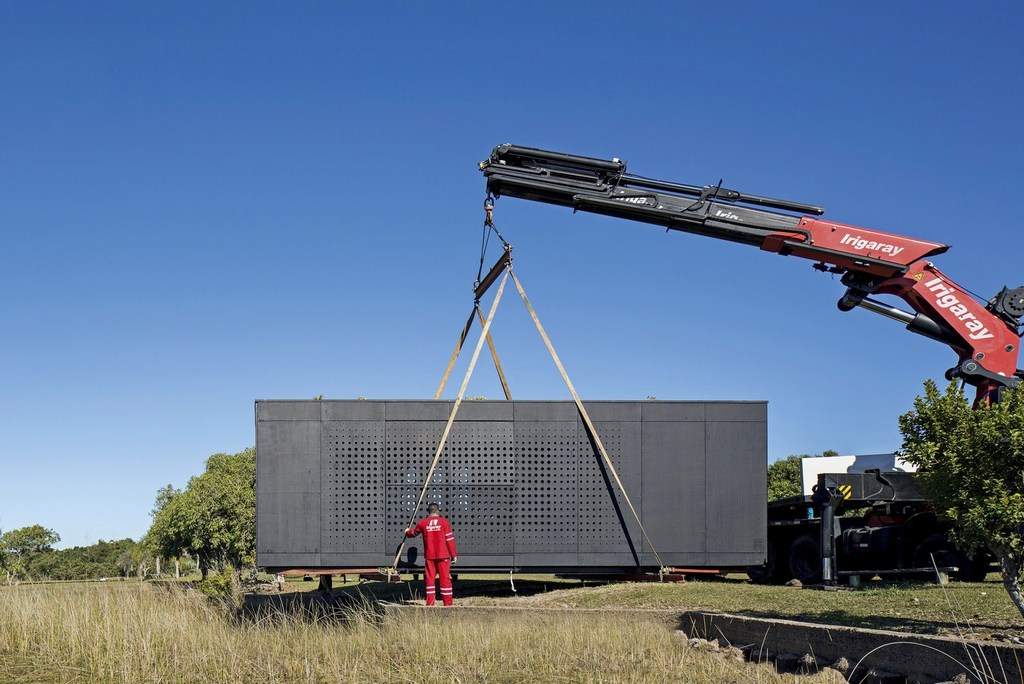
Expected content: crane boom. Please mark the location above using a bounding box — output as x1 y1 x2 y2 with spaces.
480 144 1024 404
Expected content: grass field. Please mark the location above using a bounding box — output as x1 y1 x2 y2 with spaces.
1 573 1017 683
0 580 795 684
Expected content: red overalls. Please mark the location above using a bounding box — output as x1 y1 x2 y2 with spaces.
406 514 457 606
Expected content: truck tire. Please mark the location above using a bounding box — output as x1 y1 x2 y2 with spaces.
954 550 994 582
747 539 780 584
912 534 958 576
788 534 822 585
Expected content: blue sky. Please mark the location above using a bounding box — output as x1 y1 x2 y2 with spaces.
2 3 1022 549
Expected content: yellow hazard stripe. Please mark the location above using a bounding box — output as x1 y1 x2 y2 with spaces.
839 484 853 500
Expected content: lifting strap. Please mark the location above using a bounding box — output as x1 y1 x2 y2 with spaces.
400 201 667 577
433 306 476 400
434 245 514 401
508 268 667 572
475 304 512 400
389 268 511 575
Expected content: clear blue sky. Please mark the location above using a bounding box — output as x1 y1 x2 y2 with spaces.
2 3 1022 549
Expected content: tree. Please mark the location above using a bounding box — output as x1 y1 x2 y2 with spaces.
152 484 179 519
899 380 1024 618
767 450 838 501
0 524 60 581
146 484 183 562
147 448 256 577
767 456 803 501
29 539 136 580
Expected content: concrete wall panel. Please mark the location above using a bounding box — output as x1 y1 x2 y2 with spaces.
256 400 766 572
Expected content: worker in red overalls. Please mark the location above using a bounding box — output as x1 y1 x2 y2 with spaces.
405 503 458 606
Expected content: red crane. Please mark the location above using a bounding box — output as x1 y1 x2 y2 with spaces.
480 144 1024 405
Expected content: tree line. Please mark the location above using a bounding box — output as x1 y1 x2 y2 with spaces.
1 447 253 583
0 532 134 582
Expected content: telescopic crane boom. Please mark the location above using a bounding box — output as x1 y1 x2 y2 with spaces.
480 144 1024 405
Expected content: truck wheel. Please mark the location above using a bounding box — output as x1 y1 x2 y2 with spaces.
747 539 780 584
912 534 958 576
954 549 994 582
788 534 822 585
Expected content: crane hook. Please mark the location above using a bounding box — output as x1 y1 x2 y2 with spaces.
484 195 495 226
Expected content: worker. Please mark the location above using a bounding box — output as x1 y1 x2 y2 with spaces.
405 503 458 606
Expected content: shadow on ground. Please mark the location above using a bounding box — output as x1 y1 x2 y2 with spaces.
240 576 581 623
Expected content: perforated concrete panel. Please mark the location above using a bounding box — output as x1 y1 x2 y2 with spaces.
256 400 767 572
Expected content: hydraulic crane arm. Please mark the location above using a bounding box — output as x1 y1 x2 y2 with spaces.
480 144 1024 403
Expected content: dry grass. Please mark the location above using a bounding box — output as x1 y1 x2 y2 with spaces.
0 581 809 684
3 573 1015 683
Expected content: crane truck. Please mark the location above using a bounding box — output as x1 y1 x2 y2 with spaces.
479 144 1020 584
759 454 993 585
